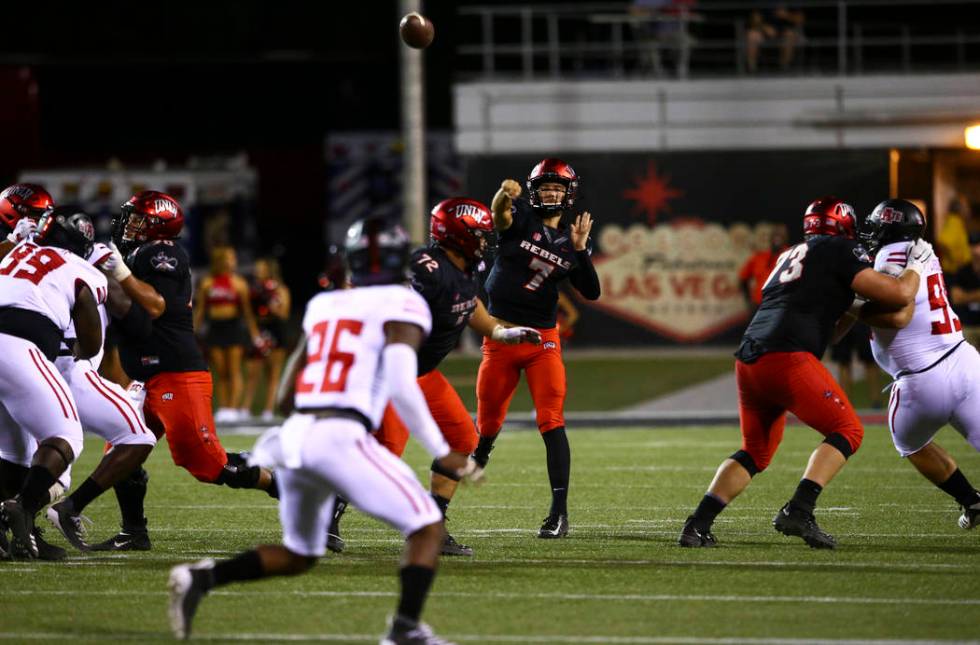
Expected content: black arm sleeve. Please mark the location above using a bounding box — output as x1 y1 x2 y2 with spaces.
114 299 153 340
568 250 600 300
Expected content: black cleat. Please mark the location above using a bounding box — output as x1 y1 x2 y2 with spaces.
538 514 569 539
33 525 66 561
326 497 347 553
168 558 214 640
326 530 345 554
773 503 837 549
958 498 980 530
1 498 37 559
678 516 717 547
46 500 92 552
89 528 152 552
381 615 457 645
440 533 473 556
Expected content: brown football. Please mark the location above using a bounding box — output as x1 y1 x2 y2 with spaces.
399 12 434 49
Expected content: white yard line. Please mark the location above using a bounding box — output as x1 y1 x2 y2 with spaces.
0 633 975 644
4 588 980 607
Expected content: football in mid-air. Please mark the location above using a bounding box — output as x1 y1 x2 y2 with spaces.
399 12 434 49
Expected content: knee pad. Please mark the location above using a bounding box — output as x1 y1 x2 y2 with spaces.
39 439 76 470
730 449 762 476
216 463 261 489
824 431 859 459
430 458 462 482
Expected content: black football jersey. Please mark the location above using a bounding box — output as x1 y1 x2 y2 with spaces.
736 235 873 362
410 245 480 376
116 240 207 380
484 199 599 329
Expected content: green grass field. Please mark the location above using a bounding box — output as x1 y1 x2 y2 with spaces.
3 424 979 643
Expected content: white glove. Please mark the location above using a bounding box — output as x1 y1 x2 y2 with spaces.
905 239 935 276
100 242 132 281
6 217 36 244
491 324 542 345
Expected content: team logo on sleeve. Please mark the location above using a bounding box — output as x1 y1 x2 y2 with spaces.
150 251 178 272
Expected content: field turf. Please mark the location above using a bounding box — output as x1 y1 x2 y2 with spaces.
2 424 979 643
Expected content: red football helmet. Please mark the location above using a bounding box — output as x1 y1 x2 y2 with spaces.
430 197 494 263
0 183 54 229
803 196 857 239
526 158 579 212
113 190 184 252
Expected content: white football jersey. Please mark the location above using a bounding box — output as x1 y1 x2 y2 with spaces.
871 241 964 378
61 243 114 368
0 240 108 333
294 284 431 426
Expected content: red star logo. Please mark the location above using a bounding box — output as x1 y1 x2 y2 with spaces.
622 162 683 226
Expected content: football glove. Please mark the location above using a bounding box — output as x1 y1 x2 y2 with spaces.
6 217 36 244
491 325 541 345
101 242 132 282
905 239 935 276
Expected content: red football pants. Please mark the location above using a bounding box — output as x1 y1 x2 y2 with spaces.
736 351 863 471
375 369 479 458
143 370 228 482
476 327 565 436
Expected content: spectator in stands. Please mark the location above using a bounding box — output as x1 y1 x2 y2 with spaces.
938 195 972 274
738 224 788 315
831 323 884 410
194 246 260 423
630 0 699 79
950 235 980 348
243 257 292 421
745 4 805 73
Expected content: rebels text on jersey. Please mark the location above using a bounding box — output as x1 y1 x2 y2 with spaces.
410 246 480 376
871 241 964 378
295 285 432 427
736 235 872 362
0 240 107 334
484 199 599 329
116 240 207 380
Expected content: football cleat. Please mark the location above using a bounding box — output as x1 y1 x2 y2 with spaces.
440 533 473 557
32 525 66 561
678 516 717 548
773 503 837 549
958 499 980 530
327 530 345 554
538 514 569 539
0 513 10 560
168 559 214 640
380 615 456 645
46 499 92 551
326 497 348 553
89 528 152 552
1 498 38 559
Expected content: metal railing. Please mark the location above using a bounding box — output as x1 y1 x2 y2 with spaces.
455 0 980 79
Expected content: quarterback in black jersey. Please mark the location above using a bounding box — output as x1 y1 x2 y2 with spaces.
327 198 540 557
679 196 932 550
48 191 277 553
472 158 601 540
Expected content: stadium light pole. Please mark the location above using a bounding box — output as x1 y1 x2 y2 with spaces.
401 0 427 245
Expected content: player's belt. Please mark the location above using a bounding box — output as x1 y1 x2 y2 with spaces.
0 307 62 362
296 406 372 432
895 339 965 379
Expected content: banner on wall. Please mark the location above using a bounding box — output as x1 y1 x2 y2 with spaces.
465 151 889 346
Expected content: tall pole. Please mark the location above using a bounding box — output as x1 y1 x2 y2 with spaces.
401 0 427 245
